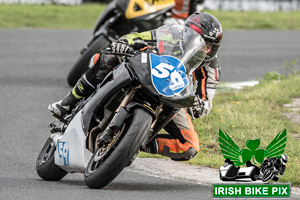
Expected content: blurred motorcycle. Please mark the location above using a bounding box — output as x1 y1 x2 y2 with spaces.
67 0 175 86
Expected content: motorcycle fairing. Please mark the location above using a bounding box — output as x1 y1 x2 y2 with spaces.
82 63 133 135
93 0 174 40
51 62 143 173
149 53 189 97
115 0 175 20
53 112 92 173
128 51 194 108
238 167 256 177
219 164 256 181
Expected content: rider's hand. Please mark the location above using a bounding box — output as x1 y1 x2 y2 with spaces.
130 39 148 51
190 95 209 118
111 41 134 54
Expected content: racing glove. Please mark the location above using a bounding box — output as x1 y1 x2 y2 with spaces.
130 39 148 50
190 95 210 118
111 41 134 54
116 33 149 52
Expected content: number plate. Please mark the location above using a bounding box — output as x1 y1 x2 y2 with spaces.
150 53 189 97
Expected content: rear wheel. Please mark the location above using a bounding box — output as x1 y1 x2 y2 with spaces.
67 35 111 87
36 138 68 181
84 108 152 189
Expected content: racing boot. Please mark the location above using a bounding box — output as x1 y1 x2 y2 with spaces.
48 92 77 118
48 75 95 118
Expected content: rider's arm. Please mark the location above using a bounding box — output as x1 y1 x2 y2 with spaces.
193 57 221 118
118 30 157 49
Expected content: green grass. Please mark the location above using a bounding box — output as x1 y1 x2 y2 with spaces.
1 3 300 29
140 75 300 186
191 75 300 186
0 3 107 29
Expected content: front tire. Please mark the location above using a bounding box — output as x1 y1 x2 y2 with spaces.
36 138 68 181
84 108 152 189
67 35 111 87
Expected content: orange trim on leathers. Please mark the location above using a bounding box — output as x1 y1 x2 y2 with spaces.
192 71 196 83
157 111 200 154
200 68 207 100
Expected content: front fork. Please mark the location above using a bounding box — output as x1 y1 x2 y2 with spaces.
97 86 140 146
146 108 178 145
96 85 178 149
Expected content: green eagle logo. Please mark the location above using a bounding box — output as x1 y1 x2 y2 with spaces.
219 129 287 166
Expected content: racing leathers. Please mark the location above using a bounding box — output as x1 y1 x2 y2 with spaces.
172 0 198 19
49 30 221 161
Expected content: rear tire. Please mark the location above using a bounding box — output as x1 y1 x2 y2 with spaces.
36 138 68 181
67 35 111 87
84 108 152 189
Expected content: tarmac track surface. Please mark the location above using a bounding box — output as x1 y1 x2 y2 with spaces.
0 29 299 200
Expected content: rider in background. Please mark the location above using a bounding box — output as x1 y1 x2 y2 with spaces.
48 12 223 161
165 0 205 25
172 0 204 19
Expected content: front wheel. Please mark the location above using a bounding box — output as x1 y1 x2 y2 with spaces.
67 35 111 87
36 137 68 181
84 108 152 189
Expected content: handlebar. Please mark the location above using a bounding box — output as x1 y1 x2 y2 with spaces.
101 46 155 57
100 49 135 57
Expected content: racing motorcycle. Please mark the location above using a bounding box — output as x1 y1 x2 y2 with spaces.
67 0 176 86
219 160 259 181
258 155 287 182
36 24 206 189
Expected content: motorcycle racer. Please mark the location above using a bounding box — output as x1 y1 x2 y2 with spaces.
48 12 223 161
165 0 205 25
172 0 203 19
259 154 288 182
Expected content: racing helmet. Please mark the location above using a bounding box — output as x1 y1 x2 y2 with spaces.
280 154 288 165
185 12 223 61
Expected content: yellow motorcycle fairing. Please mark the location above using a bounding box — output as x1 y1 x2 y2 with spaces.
125 0 175 19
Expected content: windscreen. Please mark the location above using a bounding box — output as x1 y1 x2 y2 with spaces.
156 24 207 73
